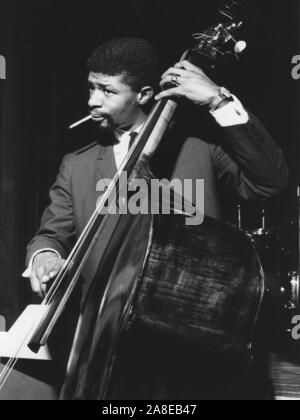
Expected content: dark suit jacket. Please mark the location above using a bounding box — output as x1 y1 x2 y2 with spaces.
26 113 289 284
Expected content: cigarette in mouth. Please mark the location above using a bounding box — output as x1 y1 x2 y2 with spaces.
69 115 92 129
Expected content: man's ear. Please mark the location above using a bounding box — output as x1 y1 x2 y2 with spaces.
137 86 154 106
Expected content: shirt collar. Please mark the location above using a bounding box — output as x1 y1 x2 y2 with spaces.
114 122 144 142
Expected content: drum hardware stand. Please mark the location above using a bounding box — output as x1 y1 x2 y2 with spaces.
237 202 242 230
281 187 300 332
252 205 272 237
283 272 300 311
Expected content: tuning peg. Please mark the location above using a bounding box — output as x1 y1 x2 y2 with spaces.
234 40 247 54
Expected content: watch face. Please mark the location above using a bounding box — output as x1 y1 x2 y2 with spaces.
220 87 232 98
209 88 233 112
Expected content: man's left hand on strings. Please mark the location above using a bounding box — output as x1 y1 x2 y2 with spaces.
155 60 220 107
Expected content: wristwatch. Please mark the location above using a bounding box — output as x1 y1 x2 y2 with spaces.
209 87 233 112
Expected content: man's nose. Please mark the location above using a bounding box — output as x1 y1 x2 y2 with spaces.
88 90 104 108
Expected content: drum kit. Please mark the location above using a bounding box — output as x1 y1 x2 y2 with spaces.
239 187 300 336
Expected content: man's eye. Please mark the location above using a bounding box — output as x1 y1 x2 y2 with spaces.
104 89 114 96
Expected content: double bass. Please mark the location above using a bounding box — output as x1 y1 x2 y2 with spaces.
0 2 264 400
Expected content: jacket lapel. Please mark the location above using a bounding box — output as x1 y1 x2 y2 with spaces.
95 144 118 182
94 143 118 211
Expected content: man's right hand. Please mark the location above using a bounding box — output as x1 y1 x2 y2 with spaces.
30 252 66 298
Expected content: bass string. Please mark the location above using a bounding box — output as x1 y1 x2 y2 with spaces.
0 314 44 390
34 80 185 337
22 184 198 382
30 100 172 351
22 95 188 350
0 357 19 391
44 99 166 307
45 93 194 308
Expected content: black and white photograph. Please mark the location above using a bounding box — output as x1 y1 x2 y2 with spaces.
0 0 299 401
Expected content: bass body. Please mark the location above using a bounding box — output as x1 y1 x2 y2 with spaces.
61 212 264 400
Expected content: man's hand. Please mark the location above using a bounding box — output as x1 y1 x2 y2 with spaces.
30 252 66 298
155 60 220 107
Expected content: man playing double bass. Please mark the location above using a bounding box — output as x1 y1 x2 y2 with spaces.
24 37 288 298
22 38 288 399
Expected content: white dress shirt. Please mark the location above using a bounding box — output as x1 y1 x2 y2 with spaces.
113 123 144 170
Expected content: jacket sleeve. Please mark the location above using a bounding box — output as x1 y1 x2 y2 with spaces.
25 154 77 266
210 113 289 199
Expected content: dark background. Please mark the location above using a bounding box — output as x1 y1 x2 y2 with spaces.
0 0 299 326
